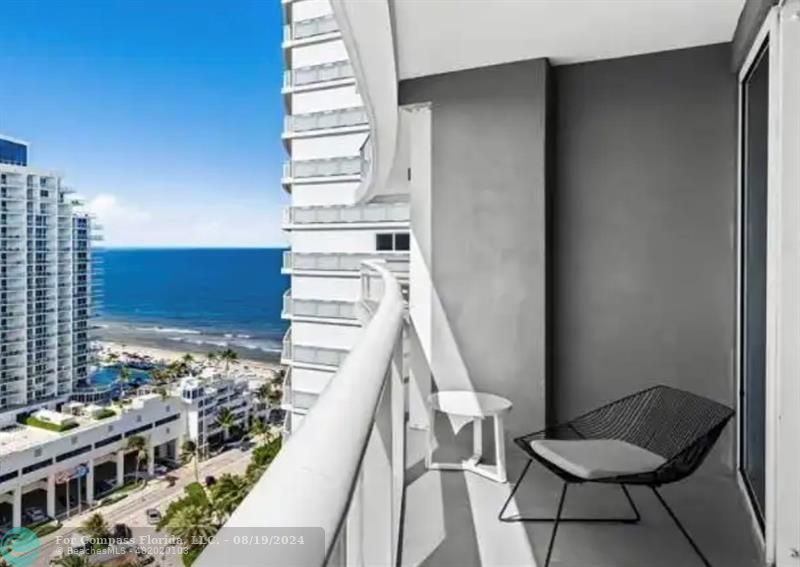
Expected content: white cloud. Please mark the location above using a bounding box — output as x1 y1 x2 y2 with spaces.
86 193 287 248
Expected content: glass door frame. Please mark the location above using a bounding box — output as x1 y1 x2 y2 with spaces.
737 31 769 533
736 3 800 564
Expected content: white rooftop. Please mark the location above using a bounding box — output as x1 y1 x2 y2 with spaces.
0 425 58 454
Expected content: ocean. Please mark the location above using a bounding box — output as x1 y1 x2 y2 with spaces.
95 248 289 361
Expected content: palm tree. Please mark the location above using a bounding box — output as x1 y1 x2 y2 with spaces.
267 382 282 406
106 352 119 364
249 419 268 446
82 512 111 540
215 407 236 442
218 348 239 373
255 383 271 404
117 366 132 389
209 474 249 522
162 504 217 543
180 439 200 483
206 351 217 366
127 435 148 484
53 556 91 567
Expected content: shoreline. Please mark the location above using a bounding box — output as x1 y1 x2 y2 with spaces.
95 318 284 365
97 340 283 380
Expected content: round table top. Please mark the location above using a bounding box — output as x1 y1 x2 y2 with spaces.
430 390 512 418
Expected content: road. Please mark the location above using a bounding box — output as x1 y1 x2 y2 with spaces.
29 447 253 566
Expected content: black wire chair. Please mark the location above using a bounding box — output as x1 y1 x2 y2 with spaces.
498 385 734 567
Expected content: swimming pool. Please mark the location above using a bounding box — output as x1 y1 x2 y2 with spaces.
90 365 151 386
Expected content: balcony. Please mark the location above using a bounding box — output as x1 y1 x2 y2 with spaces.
283 201 409 228
282 251 409 277
281 291 357 322
283 107 367 141
281 327 349 370
282 60 354 92
198 251 765 567
281 156 362 188
283 13 339 44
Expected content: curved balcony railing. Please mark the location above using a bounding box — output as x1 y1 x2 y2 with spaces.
197 260 405 567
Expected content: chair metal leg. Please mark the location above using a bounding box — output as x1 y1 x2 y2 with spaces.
651 486 712 567
498 459 641 523
544 482 568 567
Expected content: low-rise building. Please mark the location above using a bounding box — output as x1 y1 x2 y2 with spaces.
0 393 182 528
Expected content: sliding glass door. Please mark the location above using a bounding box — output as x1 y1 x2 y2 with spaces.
740 41 769 526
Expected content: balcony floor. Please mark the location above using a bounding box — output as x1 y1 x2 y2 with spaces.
402 423 764 567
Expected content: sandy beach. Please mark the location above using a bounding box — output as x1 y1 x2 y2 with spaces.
97 340 283 381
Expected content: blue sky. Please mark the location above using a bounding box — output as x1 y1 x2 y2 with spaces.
0 0 288 247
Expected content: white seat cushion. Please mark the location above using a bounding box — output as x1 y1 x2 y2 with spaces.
529 439 666 480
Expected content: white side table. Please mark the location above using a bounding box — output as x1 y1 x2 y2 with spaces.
426 390 512 483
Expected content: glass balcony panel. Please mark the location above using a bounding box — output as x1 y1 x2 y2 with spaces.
292 14 338 40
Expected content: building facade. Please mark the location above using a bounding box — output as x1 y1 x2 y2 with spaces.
0 135 99 416
280 0 410 433
179 375 267 459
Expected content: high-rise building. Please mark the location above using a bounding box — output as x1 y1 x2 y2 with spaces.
0 134 98 415
279 0 410 434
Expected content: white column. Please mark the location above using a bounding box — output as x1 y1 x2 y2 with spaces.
12 485 22 528
116 451 124 487
46 474 56 519
147 444 155 476
85 460 94 504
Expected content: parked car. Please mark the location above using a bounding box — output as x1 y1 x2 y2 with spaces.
96 479 117 495
153 464 169 476
145 508 161 525
24 507 46 524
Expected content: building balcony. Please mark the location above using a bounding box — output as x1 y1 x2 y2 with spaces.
282 60 354 94
198 256 765 567
280 367 293 411
283 13 339 46
283 107 367 145
281 327 349 370
281 156 362 189
281 290 357 323
283 201 409 228
282 251 409 277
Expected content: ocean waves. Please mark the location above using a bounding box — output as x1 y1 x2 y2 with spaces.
96 319 284 360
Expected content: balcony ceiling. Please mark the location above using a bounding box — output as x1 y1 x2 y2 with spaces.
392 0 745 79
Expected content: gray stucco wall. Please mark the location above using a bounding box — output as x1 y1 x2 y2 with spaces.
552 44 738 468
400 59 550 437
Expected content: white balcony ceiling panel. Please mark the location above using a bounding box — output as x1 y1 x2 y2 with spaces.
392 0 745 79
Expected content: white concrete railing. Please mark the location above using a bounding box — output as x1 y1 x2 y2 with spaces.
285 107 367 135
197 261 405 566
284 201 408 226
283 251 409 274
